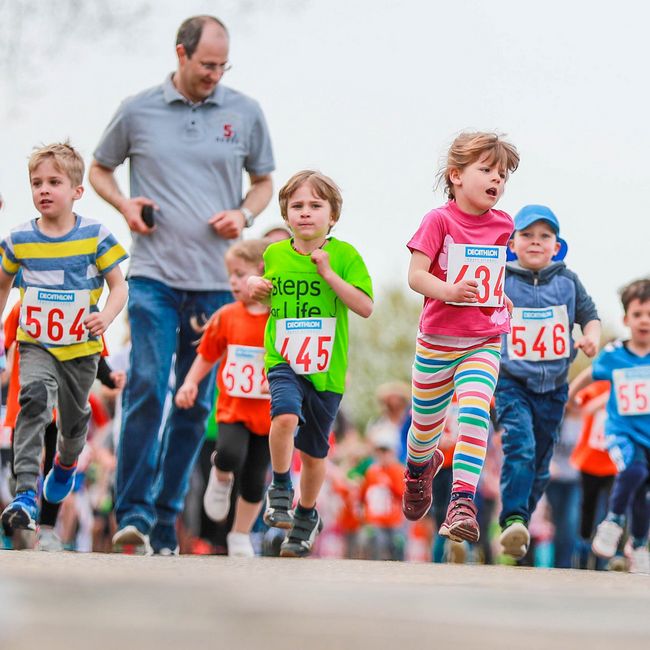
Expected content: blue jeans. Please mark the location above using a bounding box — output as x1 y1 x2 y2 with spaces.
495 375 567 527
546 479 580 568
115 277 232 541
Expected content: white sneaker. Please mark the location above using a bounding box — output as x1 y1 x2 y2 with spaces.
112 524 153 556
499 521 530 559
203 468 234 522
37 525 64 552
629 545 650 575
592 520 624 559
227 531 255 557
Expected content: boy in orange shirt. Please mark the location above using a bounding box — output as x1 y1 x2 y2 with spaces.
359 432 405 561
176 239 271 557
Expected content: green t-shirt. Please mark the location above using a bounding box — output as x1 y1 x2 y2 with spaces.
263 237 373 394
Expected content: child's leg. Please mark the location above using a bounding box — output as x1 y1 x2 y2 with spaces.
628 454 650 548
231 431 270 534
450 339 501 497
297 451 326 509
12 345 59 493
436 339 500 544
269 414 299 476
40 420 62 528
55 354 100 468
406 335 456 472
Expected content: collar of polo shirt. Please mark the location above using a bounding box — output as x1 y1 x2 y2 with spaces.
162 73 224 106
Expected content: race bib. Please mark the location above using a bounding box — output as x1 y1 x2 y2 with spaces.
446 243 506 307
365 484 393 518
508 306 570 361
613 367 650 416
20 287 90 346
275 318 336 375
221 344 269 399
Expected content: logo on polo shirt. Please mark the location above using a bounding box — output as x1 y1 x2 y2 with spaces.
216 121 238 144
223 124 233 138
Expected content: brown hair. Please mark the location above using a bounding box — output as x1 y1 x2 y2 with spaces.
278 170 343 223
176 15 228 58
438 132 520 200
28 142 84 187
225 238 269 267
621 278 650 313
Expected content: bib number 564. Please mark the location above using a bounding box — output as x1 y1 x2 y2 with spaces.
24 305 86 342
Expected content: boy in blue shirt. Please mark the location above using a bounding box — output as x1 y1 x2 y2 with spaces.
496 205 601 559
569 278 650 574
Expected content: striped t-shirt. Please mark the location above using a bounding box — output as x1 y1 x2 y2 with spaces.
1 215 128 360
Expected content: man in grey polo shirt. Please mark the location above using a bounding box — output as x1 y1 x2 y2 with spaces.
89 15 274 554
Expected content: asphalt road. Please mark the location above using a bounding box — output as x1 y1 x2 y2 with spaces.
0 552 648 650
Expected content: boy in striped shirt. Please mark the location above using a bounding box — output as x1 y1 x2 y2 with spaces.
0 142 128 538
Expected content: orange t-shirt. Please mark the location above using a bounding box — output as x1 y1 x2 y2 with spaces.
197 301 270 436
360 460 405 528
570 381 617 477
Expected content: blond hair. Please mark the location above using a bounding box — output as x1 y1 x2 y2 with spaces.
278 170 343 223
438 132 519 200
225 238 269 267
28 142 84 187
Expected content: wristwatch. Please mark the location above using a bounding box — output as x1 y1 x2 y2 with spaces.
240 206 255 228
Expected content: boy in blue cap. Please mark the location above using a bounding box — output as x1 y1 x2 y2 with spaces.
495 205 601 559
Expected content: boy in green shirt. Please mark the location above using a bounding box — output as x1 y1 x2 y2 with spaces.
248 170 373 557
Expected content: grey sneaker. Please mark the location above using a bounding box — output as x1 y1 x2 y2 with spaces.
37 525 64 552
280 509 323 558
112 524 153 556
499 521 530 559
263 484 294 529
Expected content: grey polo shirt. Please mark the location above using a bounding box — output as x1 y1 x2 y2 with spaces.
93 75 275 291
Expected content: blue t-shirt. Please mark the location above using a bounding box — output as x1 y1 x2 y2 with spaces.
592 339 650 452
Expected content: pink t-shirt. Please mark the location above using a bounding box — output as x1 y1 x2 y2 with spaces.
407 200 514 337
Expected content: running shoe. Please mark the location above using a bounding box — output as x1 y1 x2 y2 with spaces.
37 525 64 552
592 519 624 559
112 524 153 556
203 463 234 522
280 508 323 558
499 519 530 560
439 497 480 543
402 449 444 521
1 490 38 535
263 484 294 529
43 455 77 504
628 544 650 575
227 531 255 558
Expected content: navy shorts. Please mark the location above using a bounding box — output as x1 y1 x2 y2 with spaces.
267 364 342 459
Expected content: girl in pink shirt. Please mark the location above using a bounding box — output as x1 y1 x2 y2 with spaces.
402 132 519 545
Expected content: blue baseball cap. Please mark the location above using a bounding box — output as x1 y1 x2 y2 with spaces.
507 204 568 262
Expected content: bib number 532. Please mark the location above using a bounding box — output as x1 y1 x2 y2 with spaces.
275 317 336 375
446 243 506 307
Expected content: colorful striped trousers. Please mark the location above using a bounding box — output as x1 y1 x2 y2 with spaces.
407 333 501 496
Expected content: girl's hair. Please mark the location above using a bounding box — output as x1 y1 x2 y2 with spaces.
620 278 650 313
278 170 343 223
224 238 269 267
28 141 84 187
438 132 520 200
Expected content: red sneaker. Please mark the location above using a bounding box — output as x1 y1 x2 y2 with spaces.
401 449 444 521
439 498 479 543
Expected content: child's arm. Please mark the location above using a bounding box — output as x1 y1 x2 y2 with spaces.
84 266 128 337
247 275 273 305
568 366 594 405
574 319 601 358
408 251 478 304
175 354 215 409
311 249 373 318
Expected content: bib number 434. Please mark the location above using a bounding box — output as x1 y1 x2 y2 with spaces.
446 243 506 307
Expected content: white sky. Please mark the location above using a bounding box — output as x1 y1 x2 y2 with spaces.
1 0 648 350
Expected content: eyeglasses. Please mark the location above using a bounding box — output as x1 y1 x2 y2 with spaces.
199 61 232 74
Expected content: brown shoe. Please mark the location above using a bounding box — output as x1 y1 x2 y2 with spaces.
439 497 479 543
401 449 444 521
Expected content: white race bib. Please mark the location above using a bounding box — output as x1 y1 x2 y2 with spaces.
507 306 571 361
613 367 650 416
20 287 90 346
446 243 506 307
275 318 336 375
221 344 269 399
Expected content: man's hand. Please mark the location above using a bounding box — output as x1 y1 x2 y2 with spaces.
445 279 479 303
84 311 112 337
209 210 246 239
175 381 198 409
121 197 157 234
247 276 273 302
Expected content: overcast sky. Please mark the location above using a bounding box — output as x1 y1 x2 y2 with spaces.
1 0 647 349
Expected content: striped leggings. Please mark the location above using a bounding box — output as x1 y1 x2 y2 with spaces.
407 333 501 496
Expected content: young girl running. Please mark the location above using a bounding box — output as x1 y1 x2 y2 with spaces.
402 132 519 543
175 239 271 557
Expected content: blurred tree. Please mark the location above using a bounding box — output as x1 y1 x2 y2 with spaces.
343 285 420 431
